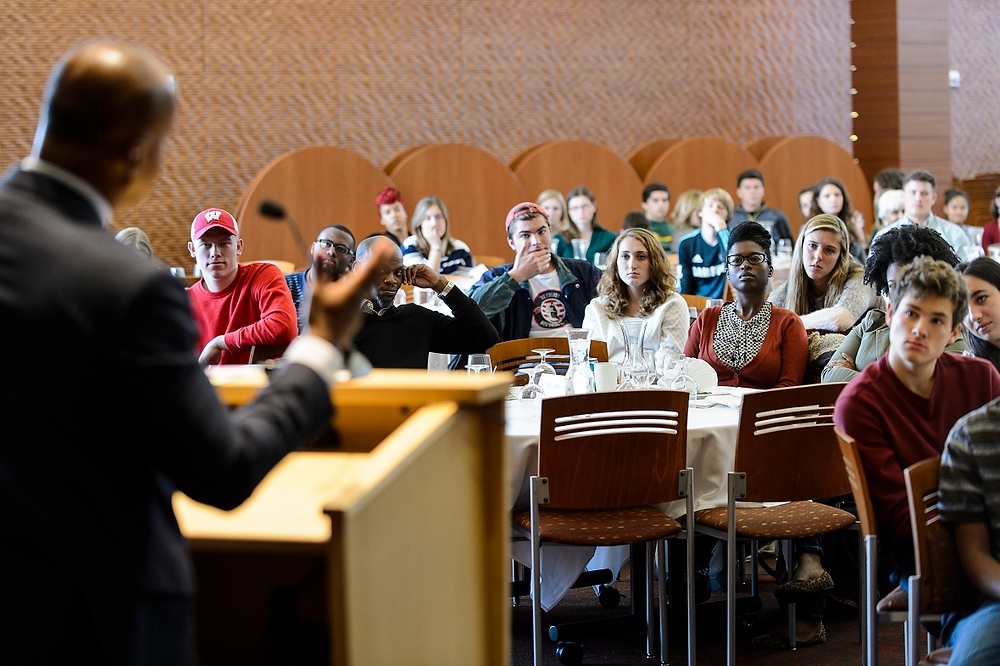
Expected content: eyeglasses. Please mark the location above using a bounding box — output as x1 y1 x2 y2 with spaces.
725 252 767 267
315 239 354 256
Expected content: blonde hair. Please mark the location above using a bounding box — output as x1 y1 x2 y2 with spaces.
411 195 454 257
596 228 677 317
114 226 153 258
536 189 569 234
671 189 703 235
784 214 863 314
697 188 735 222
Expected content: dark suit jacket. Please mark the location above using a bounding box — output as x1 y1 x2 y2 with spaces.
0 167 334 664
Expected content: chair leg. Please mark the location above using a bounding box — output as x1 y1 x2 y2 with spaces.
646 541 656 658
781 540 796 651
657 539 668 664
906 575 920 666
864 535 878 666
529 478 544 666
727 477 738 666
685 470 696 666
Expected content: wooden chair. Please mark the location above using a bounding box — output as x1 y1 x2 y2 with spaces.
247 344 288 365
514 391 696 666
838 428 909 666
486 338 608 386
693 383 856 666
253 259 297 274
681 293 708 311
903 457 980 666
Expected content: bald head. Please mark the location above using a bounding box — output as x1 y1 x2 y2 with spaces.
34 42 176 206
355 235 402 264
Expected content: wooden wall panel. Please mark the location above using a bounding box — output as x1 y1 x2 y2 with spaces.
950 1 1000 180
644 138 759 205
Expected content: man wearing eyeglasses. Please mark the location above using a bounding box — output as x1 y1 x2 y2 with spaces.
286 225 357 333
187 207 298 365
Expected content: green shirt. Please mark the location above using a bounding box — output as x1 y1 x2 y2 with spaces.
648 220 673 252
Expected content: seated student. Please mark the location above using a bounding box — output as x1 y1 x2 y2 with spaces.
554 186 617 263
960 257 1000 372
622 210 650 230
730 169 793 243
769 214 881 332
536 189 570 236
873 169 969 255
640 182 673 251
943 187 979 246
870 188 904 244
671 189 702 239
684 221 808 388
834 257 1000 586
798 185 815 223
937 398 1000 665
374 187 408 246
469 202 600 341
822 225 962 383
285 224 356 334
352 236 498 368
186 208 297 365
981 187 1000 254
676 188 734 298
809 177 866 263
401 195 473 275
582 228 688 364
114 226 153 259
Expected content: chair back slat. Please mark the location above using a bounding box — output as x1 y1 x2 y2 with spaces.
735 383 850 502
539 391 688 510
836 428 878 537
904 457 981 615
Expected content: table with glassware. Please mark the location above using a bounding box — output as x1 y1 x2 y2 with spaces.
504 385 748 610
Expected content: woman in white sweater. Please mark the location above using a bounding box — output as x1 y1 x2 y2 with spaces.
583 228 689 364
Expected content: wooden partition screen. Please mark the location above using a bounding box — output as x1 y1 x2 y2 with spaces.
644 137 759 201
387 143 527 261
512 140 645 233
235 146 394 267
626 138 681 181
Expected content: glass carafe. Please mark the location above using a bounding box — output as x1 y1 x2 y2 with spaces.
617 320 649 390
565 328 595 394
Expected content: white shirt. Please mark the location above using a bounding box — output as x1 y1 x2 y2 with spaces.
873 213 969 255
527 270 571 338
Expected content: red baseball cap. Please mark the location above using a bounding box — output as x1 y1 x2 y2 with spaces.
190 208 239 240
504 201 549 231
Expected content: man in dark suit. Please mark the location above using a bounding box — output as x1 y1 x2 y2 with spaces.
0 42 389 664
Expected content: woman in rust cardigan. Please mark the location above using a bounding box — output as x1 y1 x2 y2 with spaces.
684 221 808 389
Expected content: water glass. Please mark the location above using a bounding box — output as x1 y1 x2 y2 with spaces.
571 238 588 261
467 353 492 376
594 252 608 270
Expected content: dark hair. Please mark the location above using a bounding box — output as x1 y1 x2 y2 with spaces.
726 220 772 263
642 182 669 202
563 186 603 241
943 188 969 207
622 210 650 229
322 224 356 244
799 184 815 198
991 186 1000 221
904 169 936 191
874 168 905 191
960 257 1000 371
737 169 765 187
809 177 854 222
864 225 960 295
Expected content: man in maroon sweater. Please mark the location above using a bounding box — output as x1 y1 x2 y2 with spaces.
186 207 297 365
834 256 1000 579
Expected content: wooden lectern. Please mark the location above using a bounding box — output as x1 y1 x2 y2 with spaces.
175 369 512 665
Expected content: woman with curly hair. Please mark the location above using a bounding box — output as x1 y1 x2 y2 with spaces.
821 225 961 383
582 228 688 364
401 195 473 275
768 214 880 332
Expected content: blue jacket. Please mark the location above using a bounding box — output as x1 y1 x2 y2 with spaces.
468 255 601 341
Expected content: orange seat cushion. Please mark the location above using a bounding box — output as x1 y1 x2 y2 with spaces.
513 506 682 546
694 502 856 539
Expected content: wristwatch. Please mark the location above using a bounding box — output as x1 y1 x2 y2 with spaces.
438 280 455 297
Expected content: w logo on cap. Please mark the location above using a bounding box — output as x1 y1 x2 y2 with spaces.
204 210 223 222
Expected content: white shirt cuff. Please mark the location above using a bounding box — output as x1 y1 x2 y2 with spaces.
284 335 345 388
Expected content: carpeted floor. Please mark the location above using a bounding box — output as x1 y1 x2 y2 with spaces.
511 557 909 665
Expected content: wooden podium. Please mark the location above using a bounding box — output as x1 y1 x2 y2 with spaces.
175 369 512 665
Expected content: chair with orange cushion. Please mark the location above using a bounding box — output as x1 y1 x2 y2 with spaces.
515 390 696 666
693 382 856 666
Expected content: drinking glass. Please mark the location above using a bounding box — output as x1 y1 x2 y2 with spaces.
571 238 588 261
594 252 608 270
532 348 557 376
467 354 492 376
518 367 546 402
669 355 698 396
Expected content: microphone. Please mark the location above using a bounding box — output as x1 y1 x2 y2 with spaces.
258 199 310 265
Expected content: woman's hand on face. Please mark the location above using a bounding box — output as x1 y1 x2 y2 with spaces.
424 226 444 249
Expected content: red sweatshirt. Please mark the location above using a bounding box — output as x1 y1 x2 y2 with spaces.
187 263 297 365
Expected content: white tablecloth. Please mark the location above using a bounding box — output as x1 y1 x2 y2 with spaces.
505 394 742 610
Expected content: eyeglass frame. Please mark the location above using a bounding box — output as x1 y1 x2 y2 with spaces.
314 239 355 257
725 252 769 267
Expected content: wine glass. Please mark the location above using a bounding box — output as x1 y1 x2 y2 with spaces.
467 354 492 376
669 355 698 397
532 348 557 376
518 366 546 402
